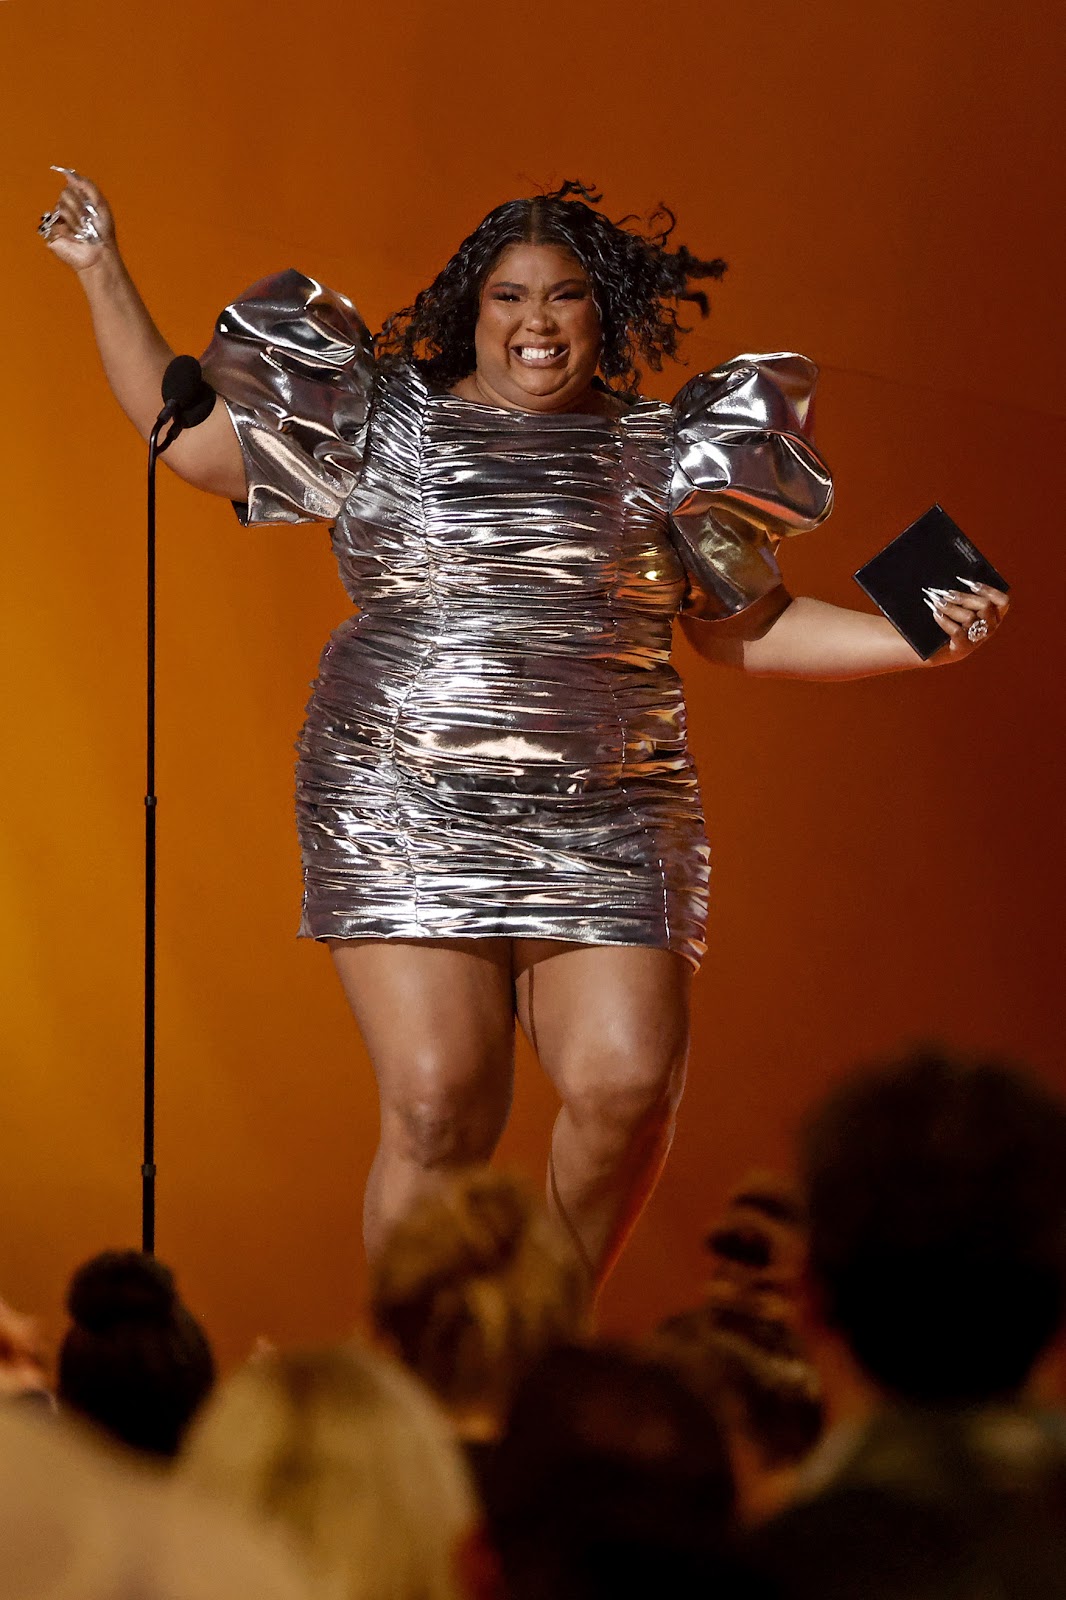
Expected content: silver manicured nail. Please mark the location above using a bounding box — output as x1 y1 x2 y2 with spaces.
956 575 983 592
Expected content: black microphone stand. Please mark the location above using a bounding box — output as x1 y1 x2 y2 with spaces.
142 405 183 1254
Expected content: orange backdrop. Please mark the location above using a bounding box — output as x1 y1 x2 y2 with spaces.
2 0 1063 1366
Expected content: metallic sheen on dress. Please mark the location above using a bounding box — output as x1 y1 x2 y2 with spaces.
201 269 833 968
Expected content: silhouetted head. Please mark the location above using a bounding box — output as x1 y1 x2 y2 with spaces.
370 1167 586 1425
802 1048 1066 1403
181 1341 477 1600
58 1251 214 1458
486 1343 739 1599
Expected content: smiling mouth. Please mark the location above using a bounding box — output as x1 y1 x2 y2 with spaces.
512 345 568 365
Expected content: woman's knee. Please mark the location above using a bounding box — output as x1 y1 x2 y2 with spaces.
379 1048 514 1169
560 1044 689 1142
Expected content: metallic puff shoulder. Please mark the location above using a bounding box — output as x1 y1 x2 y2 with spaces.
668 354 835 620
198 267 834 625
199 268 375 525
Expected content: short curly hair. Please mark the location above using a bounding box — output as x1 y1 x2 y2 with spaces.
376 181 726 397
802 1048 1066 1402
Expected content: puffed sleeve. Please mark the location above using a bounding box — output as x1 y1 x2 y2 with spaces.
199 267 375 526
668 354 834 620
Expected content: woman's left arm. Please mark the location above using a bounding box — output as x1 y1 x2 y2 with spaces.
680 584 1010 680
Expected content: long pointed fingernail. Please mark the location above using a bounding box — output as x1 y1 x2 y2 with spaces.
923 596 946 617
956 575 983 592
50 165 78 175
922 586 952 602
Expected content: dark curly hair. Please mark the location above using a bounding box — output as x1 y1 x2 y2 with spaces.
376 181 726 397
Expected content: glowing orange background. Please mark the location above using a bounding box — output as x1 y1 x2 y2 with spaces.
2 0 1063 1366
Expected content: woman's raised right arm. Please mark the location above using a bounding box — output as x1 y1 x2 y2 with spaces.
42 170 246 501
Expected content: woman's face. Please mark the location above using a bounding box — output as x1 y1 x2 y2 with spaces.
471 241 603 412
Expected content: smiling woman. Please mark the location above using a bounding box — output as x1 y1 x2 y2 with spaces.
41 174 1008 1297
459 244 606 411
377 180 726 399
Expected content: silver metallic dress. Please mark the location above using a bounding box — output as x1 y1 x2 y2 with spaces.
201 270 833 969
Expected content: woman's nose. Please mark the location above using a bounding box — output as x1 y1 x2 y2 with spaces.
524 301 558 332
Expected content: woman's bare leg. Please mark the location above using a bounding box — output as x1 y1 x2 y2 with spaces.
513 941 692 1288
329 938 516 1259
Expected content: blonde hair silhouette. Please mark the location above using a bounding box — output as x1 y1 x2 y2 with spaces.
370 1167 587 1427
181 1340 477 1600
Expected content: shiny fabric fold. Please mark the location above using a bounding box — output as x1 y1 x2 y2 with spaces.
200 268 375 525
669 354 834 619
203 275 834 968
297 366 710 965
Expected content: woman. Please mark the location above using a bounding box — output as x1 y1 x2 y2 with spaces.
180 1341 481 1600
57 1249 216 1460
40 175 1008 1287
653 1173 823 1524
482 1342 740 1600
369 1167 587 1457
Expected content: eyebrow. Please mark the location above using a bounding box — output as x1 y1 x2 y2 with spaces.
488 278 589 292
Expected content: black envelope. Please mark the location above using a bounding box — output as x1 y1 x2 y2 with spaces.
854 504 1010 660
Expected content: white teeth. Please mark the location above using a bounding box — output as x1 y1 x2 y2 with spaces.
515 346 562 362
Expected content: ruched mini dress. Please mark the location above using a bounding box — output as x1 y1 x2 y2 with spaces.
200 270 833 969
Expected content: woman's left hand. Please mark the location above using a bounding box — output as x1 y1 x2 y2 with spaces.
925 579 1010 663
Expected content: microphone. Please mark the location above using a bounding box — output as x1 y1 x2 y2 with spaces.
141 357 219 1248
155 355 217 447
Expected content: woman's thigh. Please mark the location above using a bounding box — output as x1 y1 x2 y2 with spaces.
512 940 693 1115
329 937 517 1157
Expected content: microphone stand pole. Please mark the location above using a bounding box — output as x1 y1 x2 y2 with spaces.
143 409 182 1254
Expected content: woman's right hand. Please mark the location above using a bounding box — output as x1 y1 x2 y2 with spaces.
39 169 118 275
38 169 246 499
